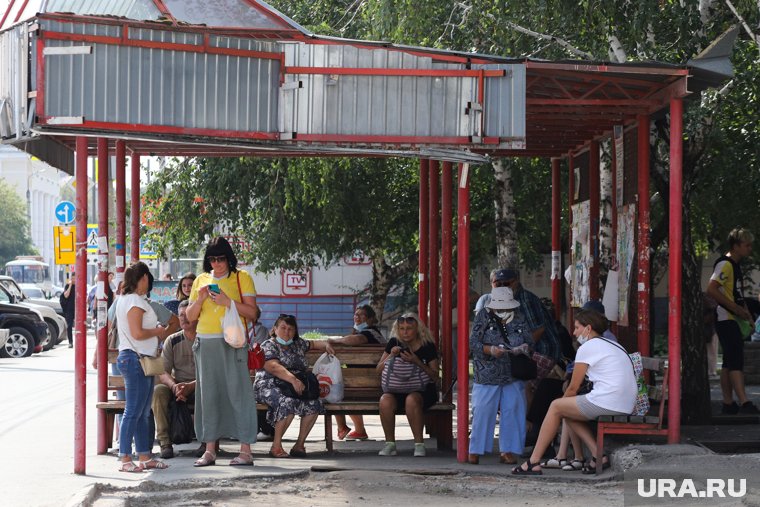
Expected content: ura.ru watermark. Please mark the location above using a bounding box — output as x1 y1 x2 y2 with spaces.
637 478 746 499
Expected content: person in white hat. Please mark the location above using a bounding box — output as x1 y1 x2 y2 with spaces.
467 286 532 465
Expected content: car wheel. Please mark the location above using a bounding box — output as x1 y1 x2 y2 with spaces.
0 327 36 358
43 320 58 351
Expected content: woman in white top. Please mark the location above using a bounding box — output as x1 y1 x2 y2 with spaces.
115 261 171 473
513 309 636 476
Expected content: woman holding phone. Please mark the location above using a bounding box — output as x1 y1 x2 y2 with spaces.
186 237 259 467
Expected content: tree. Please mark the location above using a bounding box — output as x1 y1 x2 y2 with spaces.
0 179 37 265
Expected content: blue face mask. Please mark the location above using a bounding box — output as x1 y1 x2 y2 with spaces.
354 322 368 332
275 336 294 346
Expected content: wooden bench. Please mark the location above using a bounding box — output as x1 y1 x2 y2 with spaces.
303 345 455 452
594 356 669 474
97 346 455 453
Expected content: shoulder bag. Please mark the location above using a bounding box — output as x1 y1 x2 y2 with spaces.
119 300 165 377
381 355 432 393
598 338 650 416
276 370 320 400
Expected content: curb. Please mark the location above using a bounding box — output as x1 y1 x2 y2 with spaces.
64 483 100 507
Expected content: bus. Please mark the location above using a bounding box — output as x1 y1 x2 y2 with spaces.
4 257 52 297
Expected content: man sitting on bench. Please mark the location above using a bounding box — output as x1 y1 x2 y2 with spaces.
153 300 197 459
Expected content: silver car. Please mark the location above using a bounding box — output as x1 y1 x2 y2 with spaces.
0 277 67 350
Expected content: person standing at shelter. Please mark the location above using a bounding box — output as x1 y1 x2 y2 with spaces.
707 227 759 415
186 237 259 467
153 300 197 459
60 277 76 348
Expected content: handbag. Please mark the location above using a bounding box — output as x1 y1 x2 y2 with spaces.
248 342 265 370
168 399 195 444
139 355 165 376
381 355 432 393
276 370 320 400
509 353 538 380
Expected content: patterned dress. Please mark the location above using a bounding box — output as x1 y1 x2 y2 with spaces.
254 337 325 425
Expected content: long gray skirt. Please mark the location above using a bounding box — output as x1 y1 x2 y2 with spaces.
193 337 258 443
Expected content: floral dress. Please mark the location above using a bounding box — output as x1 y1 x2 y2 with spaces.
254 337 325 425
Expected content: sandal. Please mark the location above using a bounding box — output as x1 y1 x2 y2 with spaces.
139 458 169 470
268 447 290 458
582 455 610 474
337 426 351 440
230 453 254 466
512 461 543 476
289 446 307 458
500 452 518 464
119 461 143 473
193 451 216 467
540 457 567 469
467 453 480 465
345 430 369 441
562 458 584 471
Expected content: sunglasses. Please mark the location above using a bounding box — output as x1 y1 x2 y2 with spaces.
396 316 417 324
493 279 516 287
207 255 227 263
278 313 296 320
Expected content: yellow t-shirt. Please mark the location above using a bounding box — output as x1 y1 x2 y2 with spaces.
189 270 256 336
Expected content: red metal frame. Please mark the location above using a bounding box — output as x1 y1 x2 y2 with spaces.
588 140 600 300
38 120 281 141
35 37 44 119
428 160 440 348
637 115 651 356
418 159 429 324
456 162 470 462
150 0 177 23
74 136 88 474
441 161 453 403
667 98 683 444
567 152 575 331
293 134 474 145
0 0 15 29
11 0 27 23
551 157 561 320
115 140 126 279
285 67 506 78
130 154 141 263
96 138 109 456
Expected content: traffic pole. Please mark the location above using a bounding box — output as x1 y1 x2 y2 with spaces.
637 115 651 357
130 154 140 263
441 161 453 401
74 136 88 475
428 160 440 347
115 140 126 287
551 157 561 320
96 138 110 455
418 159 429 323
456 163 470 462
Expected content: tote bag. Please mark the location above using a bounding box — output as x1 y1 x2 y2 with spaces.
381 356 432 394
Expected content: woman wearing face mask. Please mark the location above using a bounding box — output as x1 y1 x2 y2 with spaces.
254 314 335 458
329 304 386 441
468 287 532 465
513 310 637 475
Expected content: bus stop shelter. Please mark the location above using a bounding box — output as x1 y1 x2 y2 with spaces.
1 0 734 472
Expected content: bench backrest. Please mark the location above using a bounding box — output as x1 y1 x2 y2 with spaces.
307 345 385 400
641 356 669 427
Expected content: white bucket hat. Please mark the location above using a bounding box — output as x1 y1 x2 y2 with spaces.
486 286 520 310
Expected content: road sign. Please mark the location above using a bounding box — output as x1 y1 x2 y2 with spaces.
86 224 98 253
55 201 75 224
54 226 76 265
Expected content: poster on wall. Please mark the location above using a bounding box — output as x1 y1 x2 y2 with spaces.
614 125 624 208
570 201 591 307
616 203 636 326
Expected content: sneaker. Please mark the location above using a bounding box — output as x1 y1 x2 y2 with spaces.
739 401 760 414
378 442 397 456
721 402 740 415
159 445 174 459
256 431 273 442
413 443 426 457
345 430 369 441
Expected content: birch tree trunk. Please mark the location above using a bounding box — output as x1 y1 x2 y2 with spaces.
599 141 614 272
493 158 519 269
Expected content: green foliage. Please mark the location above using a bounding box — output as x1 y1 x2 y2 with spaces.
0 179 37 265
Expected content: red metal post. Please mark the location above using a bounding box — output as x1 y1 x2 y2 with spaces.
130 154 140 263
418 159 429 323
74 137 88 475
610 133 619 336
567 153 575 330
588 141 600 300
551 157 561 320
667 98 683 444
115 141 126 284
637 115 651 357
441 162 453 401
96 138 109 455
456 163 471 462
428 160 440 347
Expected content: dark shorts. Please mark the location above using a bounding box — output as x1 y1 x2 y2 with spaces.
388 383 438 413
716 320 744 371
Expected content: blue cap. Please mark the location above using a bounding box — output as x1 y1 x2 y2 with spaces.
493 268 519 282
582 300 606 314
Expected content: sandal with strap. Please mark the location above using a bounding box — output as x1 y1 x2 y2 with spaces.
193 451 217 467
582 455 610 474
337 426 351 440
140 458 169 470
230 453 254 466
268 447 290 458
119 461 143 473
512 460 543 476
289 446 307 458
540 457 567 469
562 458 584 471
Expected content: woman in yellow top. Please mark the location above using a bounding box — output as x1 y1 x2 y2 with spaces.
186 237 258 467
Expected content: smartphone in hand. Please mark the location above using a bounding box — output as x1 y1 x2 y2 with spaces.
208 283 220 294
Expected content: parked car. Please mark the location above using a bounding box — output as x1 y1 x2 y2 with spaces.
0 283 67 350
0 276 63 315
0 302 49 358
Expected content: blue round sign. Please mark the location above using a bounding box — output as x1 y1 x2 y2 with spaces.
55 201 76 224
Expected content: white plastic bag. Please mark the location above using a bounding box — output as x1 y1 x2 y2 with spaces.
312 352 344 403
222 300 246 349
